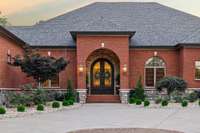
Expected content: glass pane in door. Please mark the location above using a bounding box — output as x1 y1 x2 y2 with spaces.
104 61 112 88
92 61 100 88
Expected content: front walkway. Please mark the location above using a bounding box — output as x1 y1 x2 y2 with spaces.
0 104 199 133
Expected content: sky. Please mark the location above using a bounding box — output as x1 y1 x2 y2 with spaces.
0 0 200 26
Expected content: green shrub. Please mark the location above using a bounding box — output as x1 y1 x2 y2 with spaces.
129 98 136 104
186 92 198 102
17 105 26 112
199 100 200 106
161 100 168 107
155 97 162 104
9 92 33 106
135 99 142 105
65 80 75 102
144 100 150 107
62 100 70 106
181 100 188 107
156 76 187 95
32 88 47 105
130 77 145 101
68 99 74 105
52 101 60 108
170 90 184 103
37 104 44 111
0 106 6 114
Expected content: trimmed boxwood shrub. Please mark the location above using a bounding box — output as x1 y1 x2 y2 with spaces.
37 104 44 111
135 99 142 105
144 100 150 107
68 99 74 105
129 98 136 104
17 105 26 112
181 100 188 107
0 106 6 114
198 100 200 106
161 100 168 107
62 100 70 106
52 101 60 108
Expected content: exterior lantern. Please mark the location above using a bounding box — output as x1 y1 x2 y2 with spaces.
7 49 12 64
79 64 84 73
154 51 158 56
101 42 105 48
123 64 127 73
48 51 51 56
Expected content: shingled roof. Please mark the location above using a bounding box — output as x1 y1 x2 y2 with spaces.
5 2 200 47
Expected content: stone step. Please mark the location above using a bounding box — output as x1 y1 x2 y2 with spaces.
86 95 121 103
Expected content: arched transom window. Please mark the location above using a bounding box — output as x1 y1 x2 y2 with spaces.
145 57 166 87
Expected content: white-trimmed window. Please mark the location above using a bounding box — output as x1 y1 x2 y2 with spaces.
145 57 166 87
42 75 59 88
195 61 200 80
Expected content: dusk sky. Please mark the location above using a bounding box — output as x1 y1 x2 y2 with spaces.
1 0 200 26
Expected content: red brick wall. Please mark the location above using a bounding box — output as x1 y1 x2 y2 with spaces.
76 35 130 89
36 48 77 89
0 34 77 89
0 35 29 88
179 47 200 88
1 33 200 90
129 48 179 88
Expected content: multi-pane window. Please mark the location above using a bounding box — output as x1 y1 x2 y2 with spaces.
145 57 166 87
195 61 200 80
42 75 59 88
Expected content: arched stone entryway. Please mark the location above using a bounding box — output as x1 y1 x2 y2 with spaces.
86 48 120 95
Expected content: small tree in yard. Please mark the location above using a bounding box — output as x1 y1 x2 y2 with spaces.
65 80 75 102
12 50 69 86
130 76 145 101
156 76 187 95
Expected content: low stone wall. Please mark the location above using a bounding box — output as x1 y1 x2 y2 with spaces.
0 91 6 105
0 89 76 107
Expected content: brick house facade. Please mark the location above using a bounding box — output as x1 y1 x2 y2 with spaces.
1 2 200 103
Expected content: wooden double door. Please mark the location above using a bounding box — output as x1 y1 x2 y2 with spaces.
90 59 114 94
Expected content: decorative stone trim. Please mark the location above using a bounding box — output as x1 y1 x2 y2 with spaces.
119 89 130 104
76 89 87 104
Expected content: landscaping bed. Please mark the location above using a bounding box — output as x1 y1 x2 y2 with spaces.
0 102 81 119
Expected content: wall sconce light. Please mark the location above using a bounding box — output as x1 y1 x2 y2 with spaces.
154 51 158 56
7 49 12 64
79 64 84 73
123 64 127 73
101 42 105 48
48 51 51 56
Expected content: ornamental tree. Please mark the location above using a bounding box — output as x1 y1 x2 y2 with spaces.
156 76 187 95
12 50 69 86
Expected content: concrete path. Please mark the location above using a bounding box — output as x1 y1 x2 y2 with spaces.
0 104 199 133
